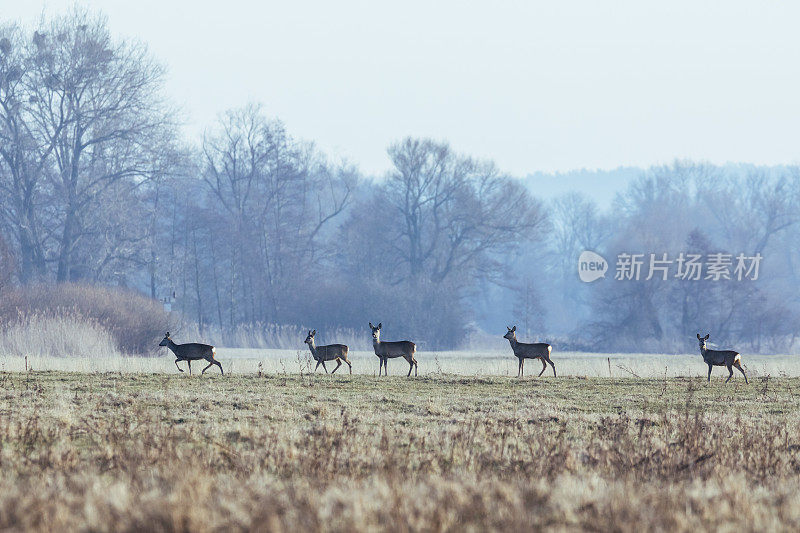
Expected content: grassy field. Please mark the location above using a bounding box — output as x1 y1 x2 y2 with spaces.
0 369 799 531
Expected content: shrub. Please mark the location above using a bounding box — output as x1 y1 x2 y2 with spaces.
0 283 176 356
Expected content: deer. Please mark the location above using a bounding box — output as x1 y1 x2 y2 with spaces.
303 330 352 374
503 326 556 377
369 322 417 376
159 332 224 375
697 333 748 384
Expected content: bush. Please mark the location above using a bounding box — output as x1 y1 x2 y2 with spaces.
0 284 176 356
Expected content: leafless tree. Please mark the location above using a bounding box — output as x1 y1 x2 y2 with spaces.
0 24 51 281
336 138 547 346
23 9 177 282
371 137 546 285
196 104 355 326
0 231 14 292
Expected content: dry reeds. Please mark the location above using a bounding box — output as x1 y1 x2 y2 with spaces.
0 283 174 356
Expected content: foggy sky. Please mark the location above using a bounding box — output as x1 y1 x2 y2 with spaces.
5 0 800 177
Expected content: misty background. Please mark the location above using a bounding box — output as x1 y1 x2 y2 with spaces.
1 6 800 353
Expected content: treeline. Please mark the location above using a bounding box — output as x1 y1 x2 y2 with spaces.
0 10 545 349
2 9 799 352
537 163 800 353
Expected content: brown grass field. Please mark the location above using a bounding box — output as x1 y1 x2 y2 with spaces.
0 369 798 532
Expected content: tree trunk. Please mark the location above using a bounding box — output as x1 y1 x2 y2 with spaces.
56 208 77 282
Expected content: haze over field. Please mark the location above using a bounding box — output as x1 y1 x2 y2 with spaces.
1 3 800 355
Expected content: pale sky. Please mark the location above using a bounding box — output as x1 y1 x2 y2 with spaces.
4 1 800 177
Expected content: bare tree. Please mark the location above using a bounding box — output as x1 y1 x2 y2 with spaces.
197 104 355 325
0 24 50 281
512 275 545 339
377 137 547 285
0 231 14 292
336 137 547 347
24 9 177 282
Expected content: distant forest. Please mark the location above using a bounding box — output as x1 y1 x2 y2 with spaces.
2 9 799 351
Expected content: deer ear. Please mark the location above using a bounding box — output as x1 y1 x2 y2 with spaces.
369 322 374 329
165 332 170 337
378 322 382 329
312 330 316 336
507 326 512 331
697 333 701 340
512 326 516 332
704 334 710 340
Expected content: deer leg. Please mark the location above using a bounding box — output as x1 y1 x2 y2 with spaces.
187 360 192 376
735 361 748 384
332 359 342 374
175 359 184 373
202 361 214 374
216 360 224 375
707 364 712 382
725 364 734 383
406 356 414 377
321 360 329 374
517 358 522 377
538 358 547 377
549 359 557 377
314 360 322 373
346 358 352 374
408 356 416 377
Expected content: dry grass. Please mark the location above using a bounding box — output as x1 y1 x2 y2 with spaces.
0 314 122 358
0 284 174 355
0 371 798 531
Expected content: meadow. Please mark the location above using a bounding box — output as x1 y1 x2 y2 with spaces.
1 353 799 531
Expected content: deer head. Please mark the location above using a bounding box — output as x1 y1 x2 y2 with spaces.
369 322 382 342
696 333 710 351
159 332 171 347
304 330 316 345
503 325 517 341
